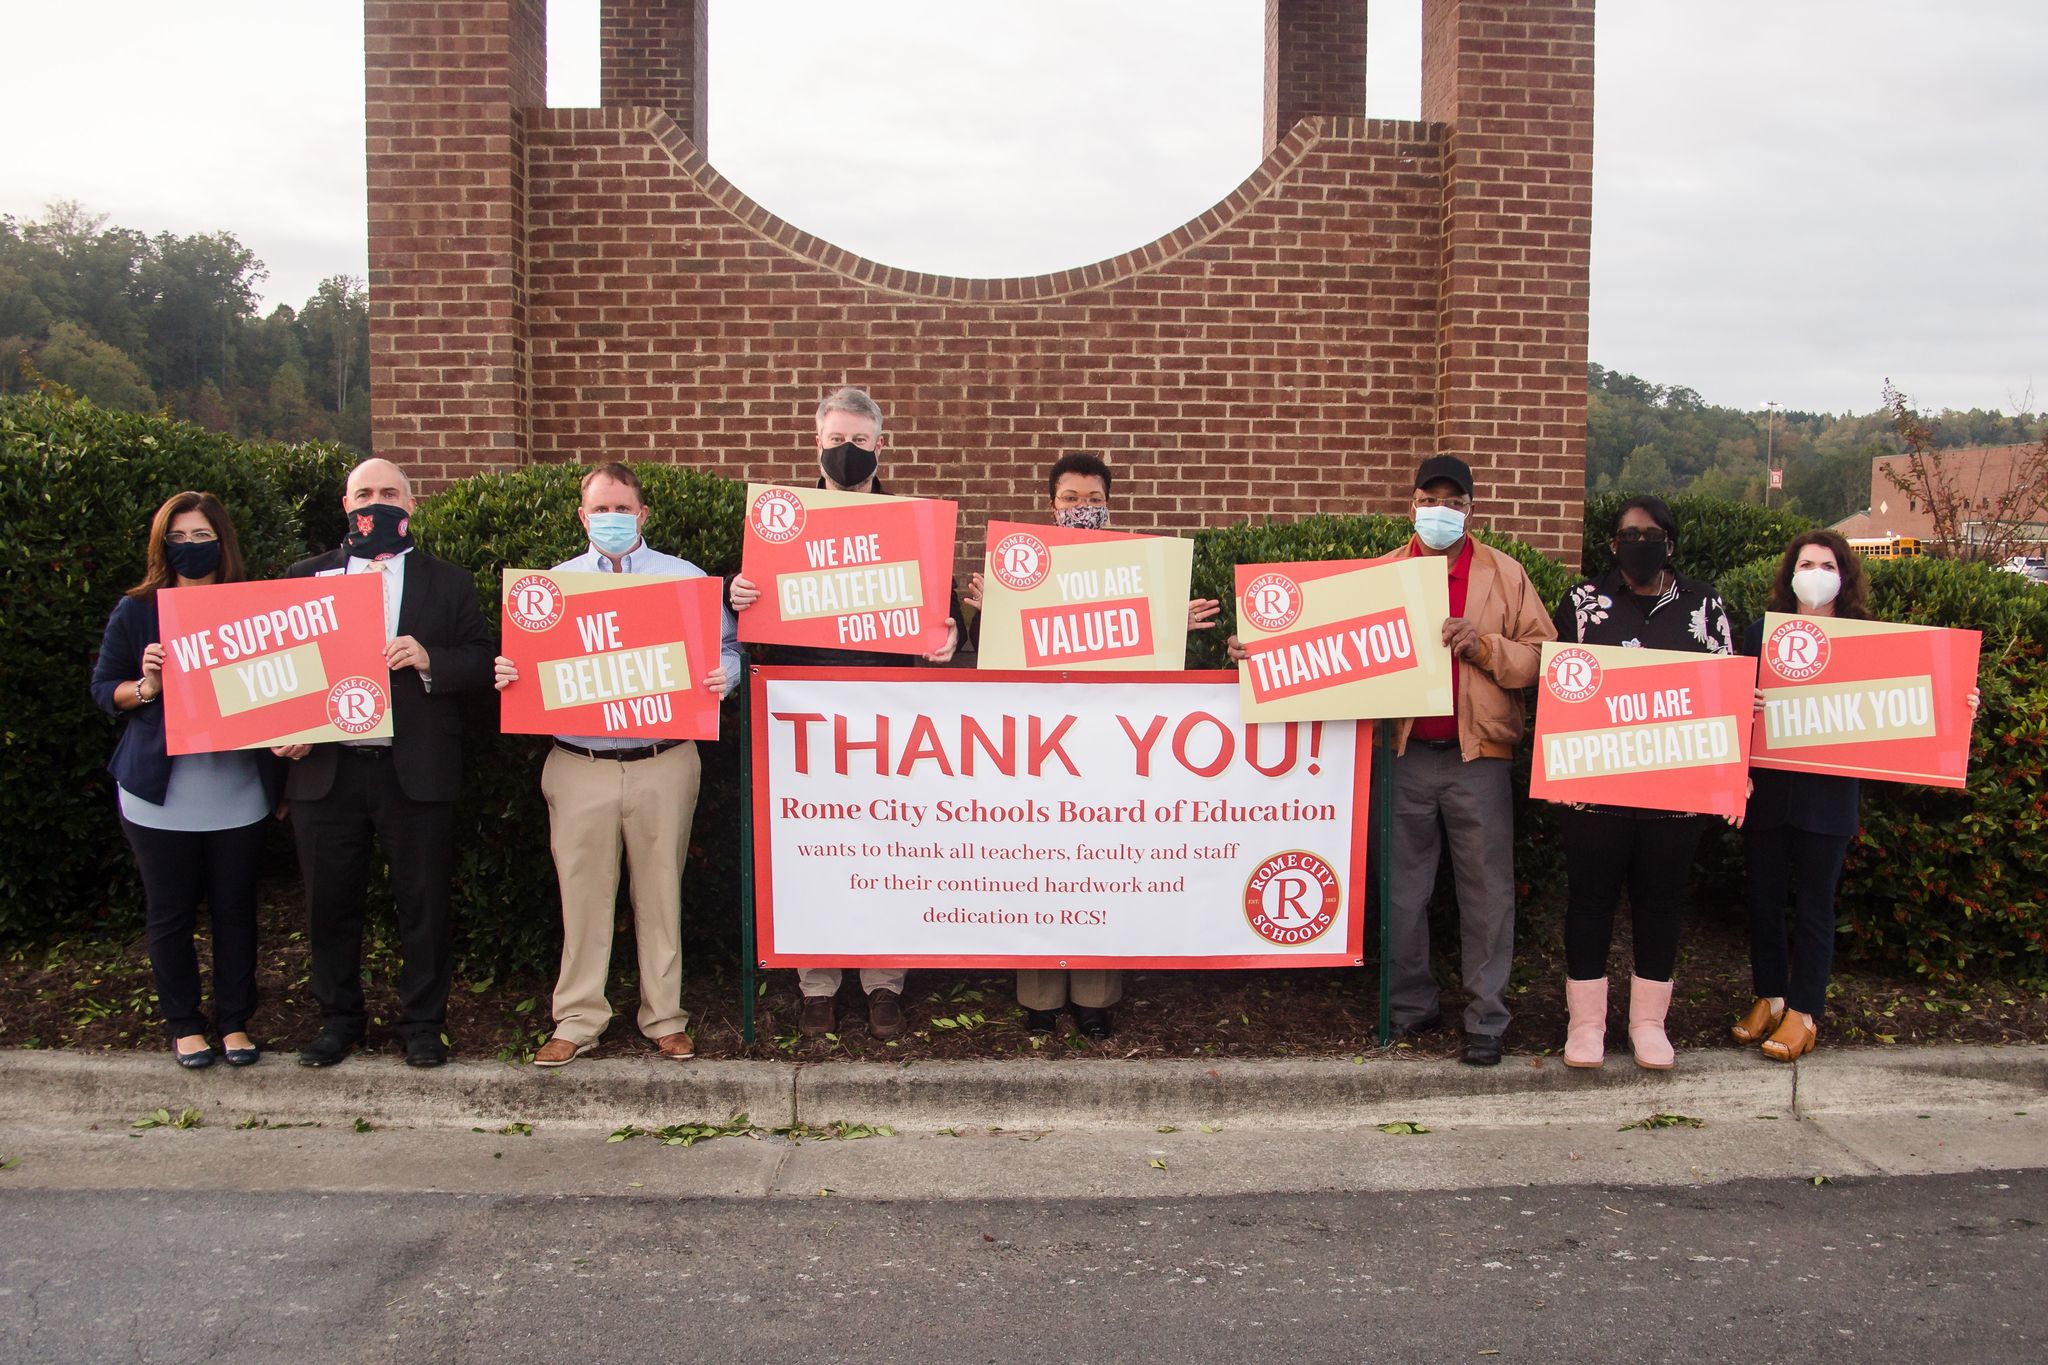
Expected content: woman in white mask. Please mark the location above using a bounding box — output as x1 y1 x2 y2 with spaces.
1732 530 1975 1060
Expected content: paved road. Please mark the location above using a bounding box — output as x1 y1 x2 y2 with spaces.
4 1168 2043 1363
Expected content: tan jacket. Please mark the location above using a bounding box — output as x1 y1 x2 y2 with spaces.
1384 538 1556 761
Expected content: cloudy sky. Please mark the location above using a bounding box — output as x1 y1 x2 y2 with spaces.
2 0 2040 415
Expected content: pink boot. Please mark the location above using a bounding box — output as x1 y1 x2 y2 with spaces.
1628 975 1676 1070
1563 977 1607 1068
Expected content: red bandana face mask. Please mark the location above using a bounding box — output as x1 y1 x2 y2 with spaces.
344 503 413 560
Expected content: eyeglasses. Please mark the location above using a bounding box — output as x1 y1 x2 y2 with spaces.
1053 492 1108 507
1614 529 1669 545
166 529 218 543
1414 494 1471 511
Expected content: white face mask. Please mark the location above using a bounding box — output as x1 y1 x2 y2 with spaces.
1791 566 1841 609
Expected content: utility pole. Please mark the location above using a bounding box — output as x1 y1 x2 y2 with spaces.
1763 400 1780 506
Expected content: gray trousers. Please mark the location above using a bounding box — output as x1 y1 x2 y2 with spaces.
1386 744 1517 1037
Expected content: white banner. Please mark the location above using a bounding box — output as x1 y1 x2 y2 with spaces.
751 669 1370 968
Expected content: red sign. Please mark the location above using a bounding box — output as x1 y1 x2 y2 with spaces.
738 484 957 655
498 569 724 739
1751 612 1980 787
1530 642 1756 817
976 521 1195 671
1232 555 1453 722
158 574 393 754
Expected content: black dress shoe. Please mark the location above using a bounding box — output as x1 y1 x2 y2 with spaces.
1072 1006 1113 1041
404 1036 449 1068
298 1031 359 1068
1024 1009 1060 1035
1461 1031 1504 1067
1391 1012 1443 1041
222 1043 260 1067
173 1042 216 1070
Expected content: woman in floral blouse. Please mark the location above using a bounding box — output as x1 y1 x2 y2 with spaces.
1549 495 1736 1071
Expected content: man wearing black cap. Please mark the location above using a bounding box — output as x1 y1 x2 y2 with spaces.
729 386 960 1041
1384 455 1555 1064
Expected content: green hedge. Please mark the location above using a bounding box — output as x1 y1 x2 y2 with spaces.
0 392 353 939
1580 490 1813 584
409 462 749 972
1718 554 2048 983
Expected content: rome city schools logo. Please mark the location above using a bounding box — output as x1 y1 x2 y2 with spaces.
1767 618 1831 682
1241 572 1303 632
1546 646 1602 703
506 574 564 633
750 489 806 544
1243 850 1340 946
326 676 388 736
991 532 1050 591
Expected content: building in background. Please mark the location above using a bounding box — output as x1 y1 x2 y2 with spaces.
1833 443 2048 557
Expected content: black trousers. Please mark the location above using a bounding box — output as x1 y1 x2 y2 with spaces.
1561 807 1708 982
290 750 455 1043
1745 823 1851 1017
120 815 266 1039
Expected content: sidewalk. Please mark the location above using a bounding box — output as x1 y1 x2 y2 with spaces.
6 1043 2044 1133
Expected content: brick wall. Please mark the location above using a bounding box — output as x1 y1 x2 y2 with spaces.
599 0 707 149
1265 0 1370 152
365 0 1594 563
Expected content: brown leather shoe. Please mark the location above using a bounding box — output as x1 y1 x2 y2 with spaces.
653 1031 695 1060
798 994 836 1037
1732 996 1785 1045
533 1036 594 1068
1760 1009 1817 1063
867 988 905 1041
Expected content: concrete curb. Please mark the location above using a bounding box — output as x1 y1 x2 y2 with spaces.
5 1045 2043 1132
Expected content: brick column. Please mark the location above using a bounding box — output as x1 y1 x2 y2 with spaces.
1423 0 1593 560
365 0 544 487
1263 0 1368 152
600 0 709 150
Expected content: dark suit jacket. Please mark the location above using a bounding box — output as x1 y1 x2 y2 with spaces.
283 549 496 803
91 592 287 808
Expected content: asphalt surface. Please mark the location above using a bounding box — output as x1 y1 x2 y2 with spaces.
3 1169 2044 1363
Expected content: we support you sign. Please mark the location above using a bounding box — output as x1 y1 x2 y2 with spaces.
498 569 725 739
1751 612 1980 787
158 575 392 754
974 521 1193 671
751 670 1368 968
739 484 956 656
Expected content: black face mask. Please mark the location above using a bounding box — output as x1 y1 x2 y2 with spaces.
166 539 222 581
819 442 878 489
344 502 414 560
1615 538 1670 587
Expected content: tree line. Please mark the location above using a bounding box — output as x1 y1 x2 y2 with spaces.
0 202 367 451
5 203 2040 526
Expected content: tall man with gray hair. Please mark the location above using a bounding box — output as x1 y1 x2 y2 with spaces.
729 386 960 1041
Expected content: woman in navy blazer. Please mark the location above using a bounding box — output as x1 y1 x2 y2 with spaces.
91 492 282 1068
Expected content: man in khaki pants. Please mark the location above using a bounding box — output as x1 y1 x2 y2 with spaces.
494 462 740 1065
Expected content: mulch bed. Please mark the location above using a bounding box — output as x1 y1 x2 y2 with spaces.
6 878 2043 1066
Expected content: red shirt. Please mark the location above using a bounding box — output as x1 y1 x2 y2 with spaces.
1407 535 1471 741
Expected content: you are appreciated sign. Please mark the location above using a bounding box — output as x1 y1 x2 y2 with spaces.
738 484 957 656
1232 556 1452 722
157 574 393 754
1751 612 1980 787
974 521 1193 671
1529 641 1756 817
499 569 724 739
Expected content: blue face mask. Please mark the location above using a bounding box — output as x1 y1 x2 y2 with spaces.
587 511 642 557
1413 505 1467 551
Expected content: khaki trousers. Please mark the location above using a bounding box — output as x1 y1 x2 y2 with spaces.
1015 970 1122 1010
798 967 908 998
541 741 701 1045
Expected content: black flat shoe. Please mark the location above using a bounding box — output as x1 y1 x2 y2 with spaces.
1072 1006 1114 1041
1461 1031 1504 1067
173 1043 216 1070
404 1036 449 1068
1025 1009 1060 1035
298 1030 359 1068
222 1043 260 1067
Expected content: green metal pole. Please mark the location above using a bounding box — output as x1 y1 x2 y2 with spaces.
1376 719 1394 1047
737 656 757 1046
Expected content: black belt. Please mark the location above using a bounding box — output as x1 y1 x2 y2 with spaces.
553 739 686 763
1409 737 1460 750
339 745 390 758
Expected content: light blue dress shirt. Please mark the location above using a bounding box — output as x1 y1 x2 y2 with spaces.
551 541 742 751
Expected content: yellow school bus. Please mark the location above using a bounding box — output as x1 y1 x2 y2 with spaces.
1847 536 1922 559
